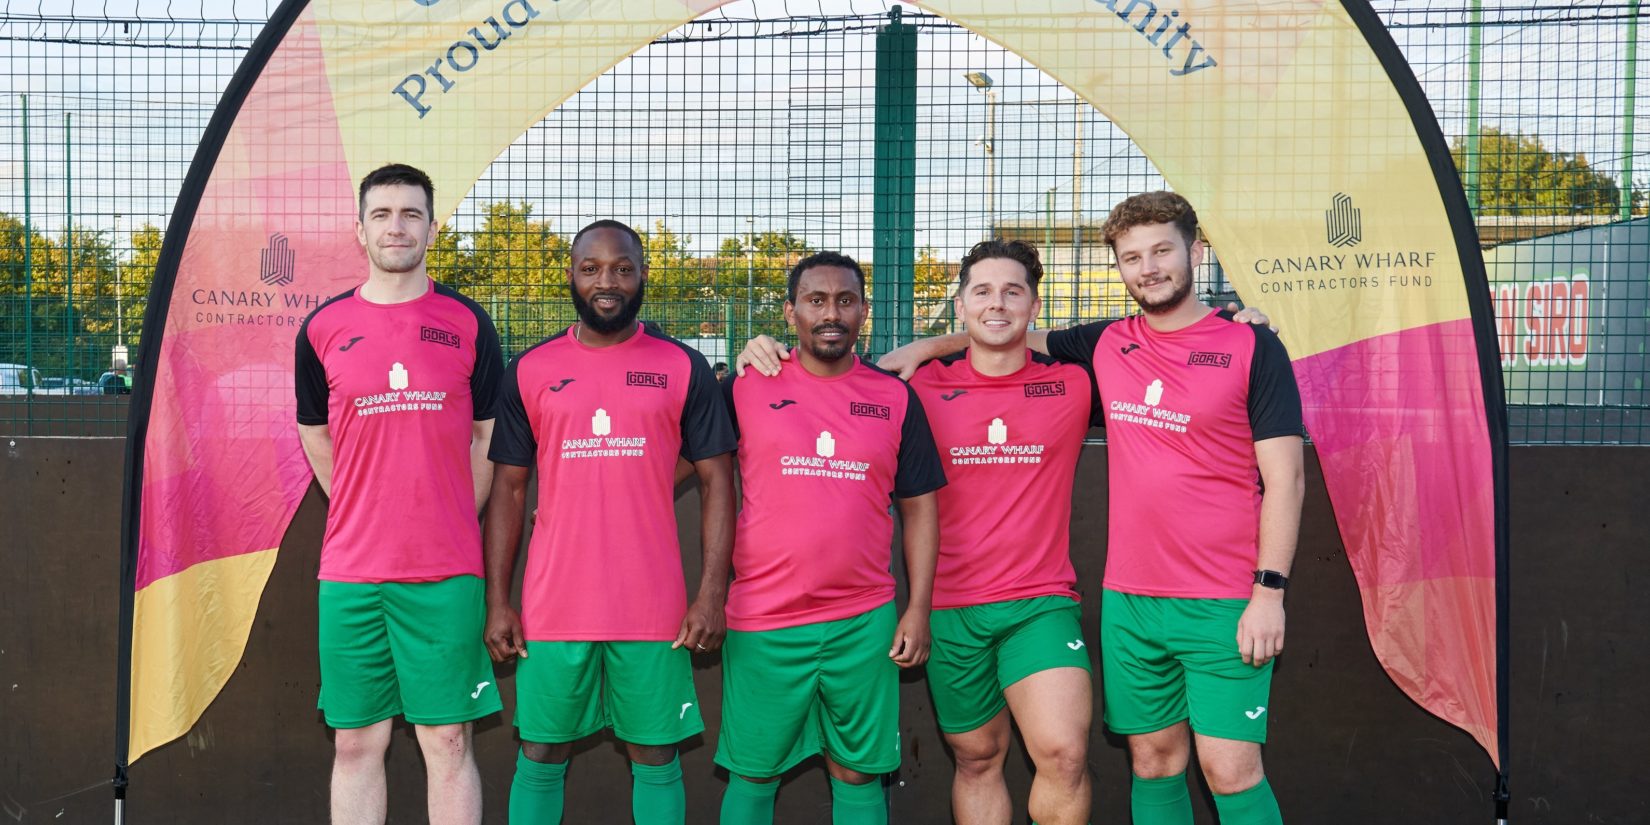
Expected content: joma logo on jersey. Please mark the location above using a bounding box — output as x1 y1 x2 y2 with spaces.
1187 351 1232 368
420 326 460 348
626 371 669 389
1024 381 1066 398
850 402 890 420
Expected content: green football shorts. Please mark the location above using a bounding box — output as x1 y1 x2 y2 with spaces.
513 640 703 746
1099 589 1274 743
928 595 1092 734
715 602 900 778
316 575 501 729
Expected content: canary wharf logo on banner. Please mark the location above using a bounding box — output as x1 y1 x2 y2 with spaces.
1326 193 1362 248
185 233 333 327
1250 192 1440 295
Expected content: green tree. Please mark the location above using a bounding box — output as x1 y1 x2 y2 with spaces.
1454 127 1645 216
457 202 572 352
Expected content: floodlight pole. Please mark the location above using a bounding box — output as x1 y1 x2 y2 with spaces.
1621 0 1639 220
1465 0 1483 213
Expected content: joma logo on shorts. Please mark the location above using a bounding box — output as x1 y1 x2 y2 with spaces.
1024 381 1066 398
420 326 461 348
626 371 669 389
1188 351 1231 368
850 402 890 420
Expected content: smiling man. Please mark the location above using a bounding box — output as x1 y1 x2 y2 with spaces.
482 220 737 825
295 163 503 825
906 240 1098 825
716 251 945 825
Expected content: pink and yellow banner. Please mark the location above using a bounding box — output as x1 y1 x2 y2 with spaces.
121 0 1505 780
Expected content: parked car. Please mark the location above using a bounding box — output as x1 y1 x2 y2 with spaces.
0 364 73 396
98 370 134 395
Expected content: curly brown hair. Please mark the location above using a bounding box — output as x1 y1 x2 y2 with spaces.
1101 191 1198 249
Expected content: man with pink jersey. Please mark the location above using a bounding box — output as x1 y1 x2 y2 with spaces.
483 220 737 825
716 251 944 825
296 163 502 825
879 193 1305 825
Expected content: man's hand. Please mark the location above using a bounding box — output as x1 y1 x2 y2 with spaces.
1237 591 1285 666
672 595 727 653
734 335 790 377
888 608 931 668
1226 302 1273 330
484 602 527 663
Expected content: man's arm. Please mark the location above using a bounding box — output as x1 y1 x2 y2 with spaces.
471 418 495 514
674 452 735 653
890 491 939 667
482 463 532 663
1238 435 1305 666
297 424 335 498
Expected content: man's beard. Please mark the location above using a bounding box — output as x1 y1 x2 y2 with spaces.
572 281 646 334
1130 269 1193 315
803 322 855 361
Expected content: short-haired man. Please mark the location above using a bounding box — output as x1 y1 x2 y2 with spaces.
296 163 502 825
483 220 737 824
906 239 1098 825
716 252 945 825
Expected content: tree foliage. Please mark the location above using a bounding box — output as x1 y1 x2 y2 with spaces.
1454 127 1645 216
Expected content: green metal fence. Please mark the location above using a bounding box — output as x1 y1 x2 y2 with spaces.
1 0 1645 441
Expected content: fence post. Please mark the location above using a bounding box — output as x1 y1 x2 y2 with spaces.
871 6 917 357
1622 0 1640 220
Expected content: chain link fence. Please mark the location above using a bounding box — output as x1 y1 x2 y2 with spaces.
1 0 1645 441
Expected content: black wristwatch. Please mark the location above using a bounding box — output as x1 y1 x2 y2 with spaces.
1253 569 1290 591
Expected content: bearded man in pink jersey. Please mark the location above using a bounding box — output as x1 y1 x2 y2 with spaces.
483 220 737 825
296 163 503 825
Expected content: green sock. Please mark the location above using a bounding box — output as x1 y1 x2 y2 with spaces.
829 776 886 825
1212 776 1283 825
720 775 779 825
1132 773 1193 825
630 755 686 825
509 749 566 825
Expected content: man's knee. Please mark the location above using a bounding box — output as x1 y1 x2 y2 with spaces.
1200 749 1264 796
414 723 473 766
1128 729 1190 779
625 742 678 767
1029 734 1088 785
948 734 1008 779
521 740 573 764
334 723 391 765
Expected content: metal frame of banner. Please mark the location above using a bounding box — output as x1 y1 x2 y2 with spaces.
112 2 312 820
1341 2 1513 821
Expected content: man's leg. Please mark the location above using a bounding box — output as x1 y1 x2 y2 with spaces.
1003 667 1092 825
942 710 1012 825
626 742 685 825
512 740 574 825
1194 734 1281 825
1126 722 1194 825
714 624 818 825
721 774 781 825
824 757 886 825
332 719 392 825
414 722 482 825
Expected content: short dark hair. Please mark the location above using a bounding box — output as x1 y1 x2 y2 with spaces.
958 239 1044 292
787 251 866 302
1101 191 1199 249
358 164 434 220
572 220 645 261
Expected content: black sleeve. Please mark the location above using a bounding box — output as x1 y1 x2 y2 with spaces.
470 311 504 420
487 358 537 467
294 320 329 425
1044 320 1113 367
721 374 741 440
1079 363 1105 428
680 350 737 461
893 383 947 499
1248 326 1305 441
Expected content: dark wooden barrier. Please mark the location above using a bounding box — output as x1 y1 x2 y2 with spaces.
1 439 1643 823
